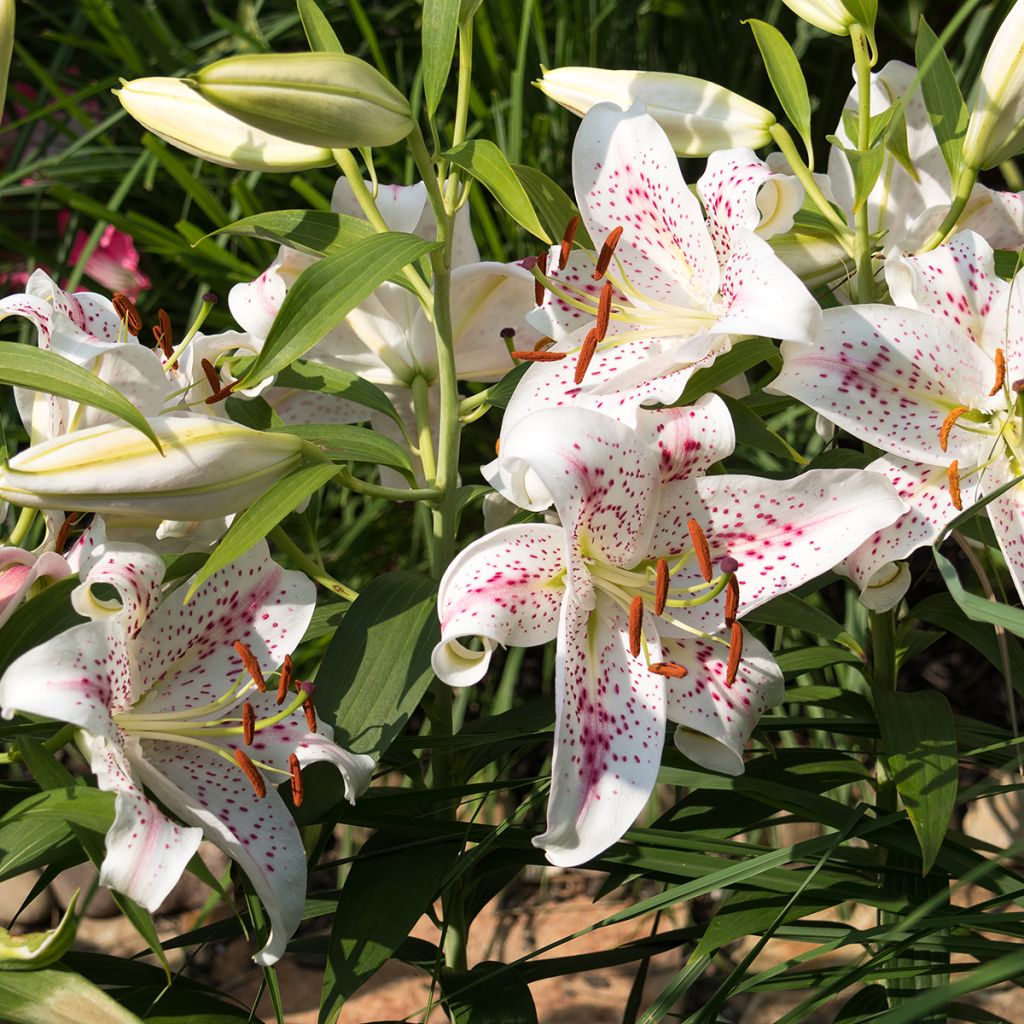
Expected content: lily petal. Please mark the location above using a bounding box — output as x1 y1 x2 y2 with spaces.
534 591 664 866
662 629 783 776
71 541 165 641
433 524 564 686
981 458 1024 605
635 394 736 483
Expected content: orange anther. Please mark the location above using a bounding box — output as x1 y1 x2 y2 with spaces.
241 702 255 745
649 661 688 678
687 519 713 582
990 347 1006 396
112 293 142 335
595 281 612 341
559 215 580 270
725 576 740 628
54 511 81 553
947 460 963 511
289 752 304 807
511 349 567 362
233 640 266 692
628 594 643 658
276 654 293 706
725 621 743 687
535 250 548 306
593 226 623 280
654 558 669 616
574 328 599 385
303 698 317 732
233 748 266 798
939 405 969 452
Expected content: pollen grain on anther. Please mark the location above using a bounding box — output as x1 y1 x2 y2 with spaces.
574 328 599 385
233 748 267 799
939 405 969 452
649 661 687 678
654 558 669 616
687 519 713 582
276 654 293 706
990 348 1006 396
725 621 743 687
947 460 963 511
628 594 643 658
560 215 580 270
289 752 304 807
233 640 266 692
242 702 255 745
593 226 623 281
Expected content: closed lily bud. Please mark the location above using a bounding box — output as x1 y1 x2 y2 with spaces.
962 0 1024 170
195 52 414 150
0 415 305 522
116 77 334 171
538 67 776 156
780 0 856 35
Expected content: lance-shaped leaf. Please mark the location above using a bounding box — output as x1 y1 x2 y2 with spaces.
298 0 345 53
204 210 374 258
422 0 460 116
826 135 885 213
445 140 550 242
915 17 968 180
238 232 440 387
875 689 957 874
0 891 78 970
0 967 143 1024
270 424 412 473
441 962 539 1024
512 164 593 249
0 343 161 451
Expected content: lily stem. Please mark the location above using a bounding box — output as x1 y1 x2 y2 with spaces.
334 466 441 504
268 527 358 602
851 24 876 305
7 506 36 548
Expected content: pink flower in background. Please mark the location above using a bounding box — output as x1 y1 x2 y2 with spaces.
59 211 151 299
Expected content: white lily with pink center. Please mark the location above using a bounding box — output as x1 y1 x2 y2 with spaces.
433 407 905 865
0 537 372 964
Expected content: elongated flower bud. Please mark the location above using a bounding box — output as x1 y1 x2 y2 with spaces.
0 415 305 521
780 0 856 35
195 52 414 150
538 67 775 156
116 77 334 172
962 0 1024 170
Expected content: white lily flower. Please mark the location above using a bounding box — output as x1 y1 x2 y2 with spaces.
781 0 856 35
538 67 776 156
434 407 906 864
0 546 71 627
0 538 372 964
771 229 1024 608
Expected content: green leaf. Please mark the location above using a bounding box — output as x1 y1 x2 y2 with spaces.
746 20 814 167
915 17 968 180
185 462 339 599
272 359 405 429
835 985 888 1021
315 571 439 762
933 547 1024 641
269 424 412 473
204 210 375 259
826 135 885 213
318 831 461 1021
875 690 958 874
0 817 81 883
512 164 592 249
442 962 539 1023
239 232 440 387
445 141 550 242
0 578 84 677
422 0 460 117
0 343 160 451
483 362 529 410
677 339 777 405
0 787 114 834
841 0 877 29
298 0 345 52
0 967 142 1024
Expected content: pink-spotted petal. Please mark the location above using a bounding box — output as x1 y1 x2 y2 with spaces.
502 407 661 608
132 541 314 714
981 458 1024 606
770 304 997 464
573 102 719 308
264 387 367 425
535 591 665 867
843 456 974 608
528 248 629 341
662 629 783 776
713 230 821 344
71 542 165 641
649 469 908 614
228 247 317 340
958 185 1024 250
433 524 565 686
135 742 306 965
81 732 202 912
634 394 736 483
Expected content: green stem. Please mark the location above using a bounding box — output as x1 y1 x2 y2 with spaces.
919 166 977 252
334 466 441 503
411 374 438 484
442 23 474 213
0 724 76 764
869 608 898 811
332 148 435 309
851 24 876 304
8 507 36 548
769 124 856 256
269 527 358 602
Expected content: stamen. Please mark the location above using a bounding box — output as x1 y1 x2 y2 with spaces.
112 292 142 336
276 654 293 706
495 438 501 455
303 698 317 732
990 348 1006 396
233 748 266 798
593 226 623 281
54 511 81 553
595 281 612 340
628 594 643 658
947 459 962 511
241 702 255 745
511 349 566 362
559 216 580 270
654 558 669 616
533 336 555 352
574 328 599 385
725 576 740 627
687 519 713 582
200 357 221 393
535 250 548 306
725 621 743 687
939 405 969 452
233 641 266 692
649 661 688 678
154 308 174 359
289 752 304 807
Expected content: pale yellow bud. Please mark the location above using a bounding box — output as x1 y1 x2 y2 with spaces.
962 0 1024 170
780 0 855 35
116 77 334 171
195 52 414 150
538 67 775 156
